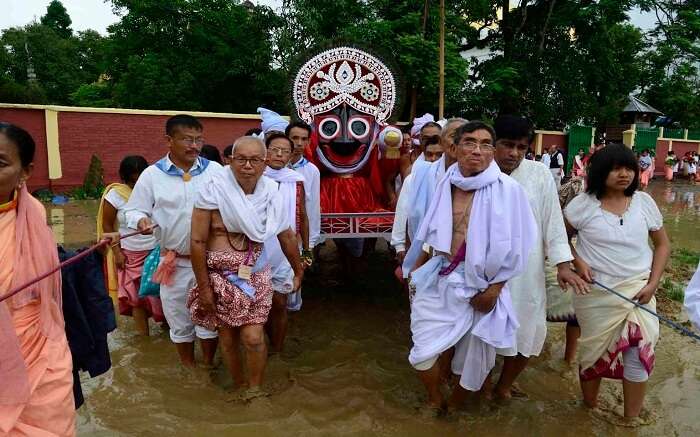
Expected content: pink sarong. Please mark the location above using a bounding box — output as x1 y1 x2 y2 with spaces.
187 246 272 329
640 167 653 187
118 248 164 322
664 166 674 181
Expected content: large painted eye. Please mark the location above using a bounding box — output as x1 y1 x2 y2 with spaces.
319 117 340 140
348 116 370 140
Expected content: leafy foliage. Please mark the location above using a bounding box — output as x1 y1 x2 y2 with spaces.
0 0 699 129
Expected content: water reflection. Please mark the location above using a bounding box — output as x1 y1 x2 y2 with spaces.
647 180 700 251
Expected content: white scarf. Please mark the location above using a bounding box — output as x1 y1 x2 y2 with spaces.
195 167 287 242
264 166 305 230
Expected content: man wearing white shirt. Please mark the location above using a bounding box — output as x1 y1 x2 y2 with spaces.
491 115 589 399
548 144 565 189
125 114 222 368
286 121 322 253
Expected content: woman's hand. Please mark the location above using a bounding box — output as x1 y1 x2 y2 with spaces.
633 283 657 304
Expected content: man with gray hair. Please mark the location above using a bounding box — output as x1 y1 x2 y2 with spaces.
391 118 467 265
188 136 304 398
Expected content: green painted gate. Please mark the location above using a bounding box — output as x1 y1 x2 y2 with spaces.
567 126 594 174
634 128 659 153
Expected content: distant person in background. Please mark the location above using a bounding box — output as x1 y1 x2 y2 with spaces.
535 154 542 162
223 144 233 166
638 149 653 190
98 155 163 336
245 127 263 138
525 149 535 160
541 148 551 167
664 151 676 181
421 134 444 163
200 144 223 165
548 144 565 189
573 148 586 177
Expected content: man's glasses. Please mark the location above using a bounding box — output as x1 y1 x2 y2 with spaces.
231 157 265 166
457 141 495 152
172 137 204 146
268 146 292 156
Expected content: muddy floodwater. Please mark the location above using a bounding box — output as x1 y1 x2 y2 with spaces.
46 180 700 436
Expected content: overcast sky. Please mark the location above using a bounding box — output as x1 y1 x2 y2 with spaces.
1 0 658 35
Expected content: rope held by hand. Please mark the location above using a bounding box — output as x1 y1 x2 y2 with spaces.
0 225 158 304
593 280 700 343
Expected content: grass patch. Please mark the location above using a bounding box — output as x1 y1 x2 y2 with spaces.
660 277 685 303
673 248 700 267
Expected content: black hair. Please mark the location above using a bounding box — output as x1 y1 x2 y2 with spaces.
421 134 441 149
244 127 262 136
585 143 639 199
118 155 149 183
0 122 35 167
285 120 312 137
668 150 675 155
401 123 413 135
493 115 535 144
223 144 233 158
165 114 203 136
421 121 442 133
452 120 496 145
265 132 293 149
199 144 222 164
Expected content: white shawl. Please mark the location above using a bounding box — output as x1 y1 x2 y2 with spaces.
264 166 305 230
195 167 287 242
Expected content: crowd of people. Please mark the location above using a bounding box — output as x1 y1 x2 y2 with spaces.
2 109 698 435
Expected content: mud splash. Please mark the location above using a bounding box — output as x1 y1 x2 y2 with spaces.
45 181 700 436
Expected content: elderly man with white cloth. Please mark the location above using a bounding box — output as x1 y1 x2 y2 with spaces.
403 121 537 412
188 136 304 398
262 132 310 353
490 115 590 400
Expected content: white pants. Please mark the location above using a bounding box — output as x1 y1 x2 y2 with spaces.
622 346 649 382
550 168 562 189
159 259 217 343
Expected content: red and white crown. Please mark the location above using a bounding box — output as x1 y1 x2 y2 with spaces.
293 47 396 125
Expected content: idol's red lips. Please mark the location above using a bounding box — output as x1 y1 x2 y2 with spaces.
321 143 368 166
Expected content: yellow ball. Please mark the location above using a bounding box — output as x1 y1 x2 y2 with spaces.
384 130 401 147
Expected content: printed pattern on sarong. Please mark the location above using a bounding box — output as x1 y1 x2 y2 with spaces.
187 247 272 330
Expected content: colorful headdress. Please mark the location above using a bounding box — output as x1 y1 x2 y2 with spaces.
293 47 396 125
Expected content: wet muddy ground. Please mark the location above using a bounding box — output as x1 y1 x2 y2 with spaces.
47 179 700 436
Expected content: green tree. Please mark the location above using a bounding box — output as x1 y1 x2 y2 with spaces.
105 0 285 112
638 0 700 127
40 0 73 38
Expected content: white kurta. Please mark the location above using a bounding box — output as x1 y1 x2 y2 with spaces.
685 261 700 331
498 160 573 357
290 158 322 247
390 173 413 253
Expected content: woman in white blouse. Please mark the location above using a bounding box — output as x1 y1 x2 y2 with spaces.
99 156 162 335
564 144 670 419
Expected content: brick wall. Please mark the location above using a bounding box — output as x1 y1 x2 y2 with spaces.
1 106 261 192
0 108 50 190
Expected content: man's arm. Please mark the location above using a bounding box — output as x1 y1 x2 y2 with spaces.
308 168 321 248
390 175 412 261
299 184 310 252
125 169 155 233
278 228 304 290
191 207 215 313
470 282 505 313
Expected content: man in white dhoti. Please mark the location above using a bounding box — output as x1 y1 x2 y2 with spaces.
404 121 537 412
286 121 322 259
261 132 310 352
491 115 589 399
126 114 222 367
188 136 304 396
392 118 466 265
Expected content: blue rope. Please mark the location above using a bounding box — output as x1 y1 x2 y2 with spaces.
592 280 700 343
